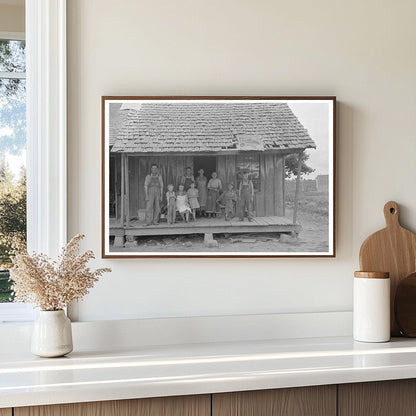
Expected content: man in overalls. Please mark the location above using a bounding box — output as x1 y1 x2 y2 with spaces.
238 171 254 221
144 164 164 226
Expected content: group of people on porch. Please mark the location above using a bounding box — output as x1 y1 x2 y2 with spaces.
144 164 255 226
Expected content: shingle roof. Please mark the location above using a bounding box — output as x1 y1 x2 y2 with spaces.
111 102 316 153
109 103 124 146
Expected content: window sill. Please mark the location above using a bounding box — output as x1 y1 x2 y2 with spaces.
0 303 36 324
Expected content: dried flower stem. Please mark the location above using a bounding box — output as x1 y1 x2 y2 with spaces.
10 234 111 310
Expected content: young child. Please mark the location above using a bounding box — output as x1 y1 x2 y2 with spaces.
206 172 222 218
217 182 237 221
187 182 199 222
176 184 191 222
238 171 254 221
165 184 176 225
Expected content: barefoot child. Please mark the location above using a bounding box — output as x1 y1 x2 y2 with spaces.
166 184 176 224
176 184 191 222
187 182 199 222
217 183 237 221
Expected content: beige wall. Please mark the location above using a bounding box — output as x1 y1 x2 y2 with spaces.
67 0 416 321
0 3 24 33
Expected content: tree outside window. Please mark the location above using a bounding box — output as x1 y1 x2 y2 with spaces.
0 38 27 302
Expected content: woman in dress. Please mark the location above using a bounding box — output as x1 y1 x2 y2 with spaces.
195 169 207 216
205 172 222 217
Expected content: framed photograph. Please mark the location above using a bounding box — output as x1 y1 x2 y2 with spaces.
102 96 335 258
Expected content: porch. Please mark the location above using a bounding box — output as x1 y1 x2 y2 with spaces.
110 216 301 241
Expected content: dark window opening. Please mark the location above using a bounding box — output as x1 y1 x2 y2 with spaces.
193 156 217 180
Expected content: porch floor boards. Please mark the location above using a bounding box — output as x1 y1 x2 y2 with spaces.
110 216 300 237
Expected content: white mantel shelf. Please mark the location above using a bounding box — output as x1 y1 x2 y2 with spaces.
2 336 416 409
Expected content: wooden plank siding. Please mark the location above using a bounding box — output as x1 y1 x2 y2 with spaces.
109 154 122 220
128 155 193 217
121 153 285 220
217 155 237 211
281 155 286 217
255 154 285 217
264 154 275 215
255 155 265 216
276 154 285 217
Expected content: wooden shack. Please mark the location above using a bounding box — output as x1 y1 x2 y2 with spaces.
108 101 316 238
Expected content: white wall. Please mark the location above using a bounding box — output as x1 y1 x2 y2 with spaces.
67 0 416 322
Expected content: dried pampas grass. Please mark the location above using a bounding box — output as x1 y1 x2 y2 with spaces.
10 234 111 311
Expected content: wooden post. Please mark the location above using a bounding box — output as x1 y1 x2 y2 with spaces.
115 155 119 221
292 150 303 224
125 155 130 227
120 153 125 227
113 154 126 248
282 155 286 217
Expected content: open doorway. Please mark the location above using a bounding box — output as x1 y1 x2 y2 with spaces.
193 156 217 180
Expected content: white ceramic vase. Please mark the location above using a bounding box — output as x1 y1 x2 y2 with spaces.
31 310 73 357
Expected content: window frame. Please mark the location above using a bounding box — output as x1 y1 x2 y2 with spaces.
26 0 67 258
0 31 29 320
235 153 261 192
0 0 67 324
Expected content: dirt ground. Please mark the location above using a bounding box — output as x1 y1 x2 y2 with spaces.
110 192 330 253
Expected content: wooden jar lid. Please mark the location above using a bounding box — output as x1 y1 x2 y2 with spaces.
354 271 390 279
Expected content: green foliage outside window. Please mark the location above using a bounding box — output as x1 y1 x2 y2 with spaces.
0 39 27 302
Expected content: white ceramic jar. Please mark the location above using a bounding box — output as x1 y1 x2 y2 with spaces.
31 310 73 357
353 271 390 343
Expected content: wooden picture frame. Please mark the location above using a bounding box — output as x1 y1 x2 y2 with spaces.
102 96 336 258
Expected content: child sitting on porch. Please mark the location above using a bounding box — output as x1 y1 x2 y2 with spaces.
176 184 191 222
166 184 176 225
217 183 237 221
187 182 199 222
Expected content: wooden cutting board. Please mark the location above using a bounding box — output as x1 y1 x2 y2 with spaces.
359 201 416 336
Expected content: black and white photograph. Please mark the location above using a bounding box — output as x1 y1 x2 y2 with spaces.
102 97 335 257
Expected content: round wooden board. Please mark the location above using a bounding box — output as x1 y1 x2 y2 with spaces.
395 272 416 337
360 201 416 335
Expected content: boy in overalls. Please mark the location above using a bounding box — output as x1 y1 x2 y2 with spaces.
144 164 164 226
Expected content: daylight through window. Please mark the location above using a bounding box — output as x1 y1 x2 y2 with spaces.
0 38 27 304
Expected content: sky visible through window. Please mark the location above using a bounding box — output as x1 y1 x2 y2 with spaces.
0 39 27 302
0 39 26 179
